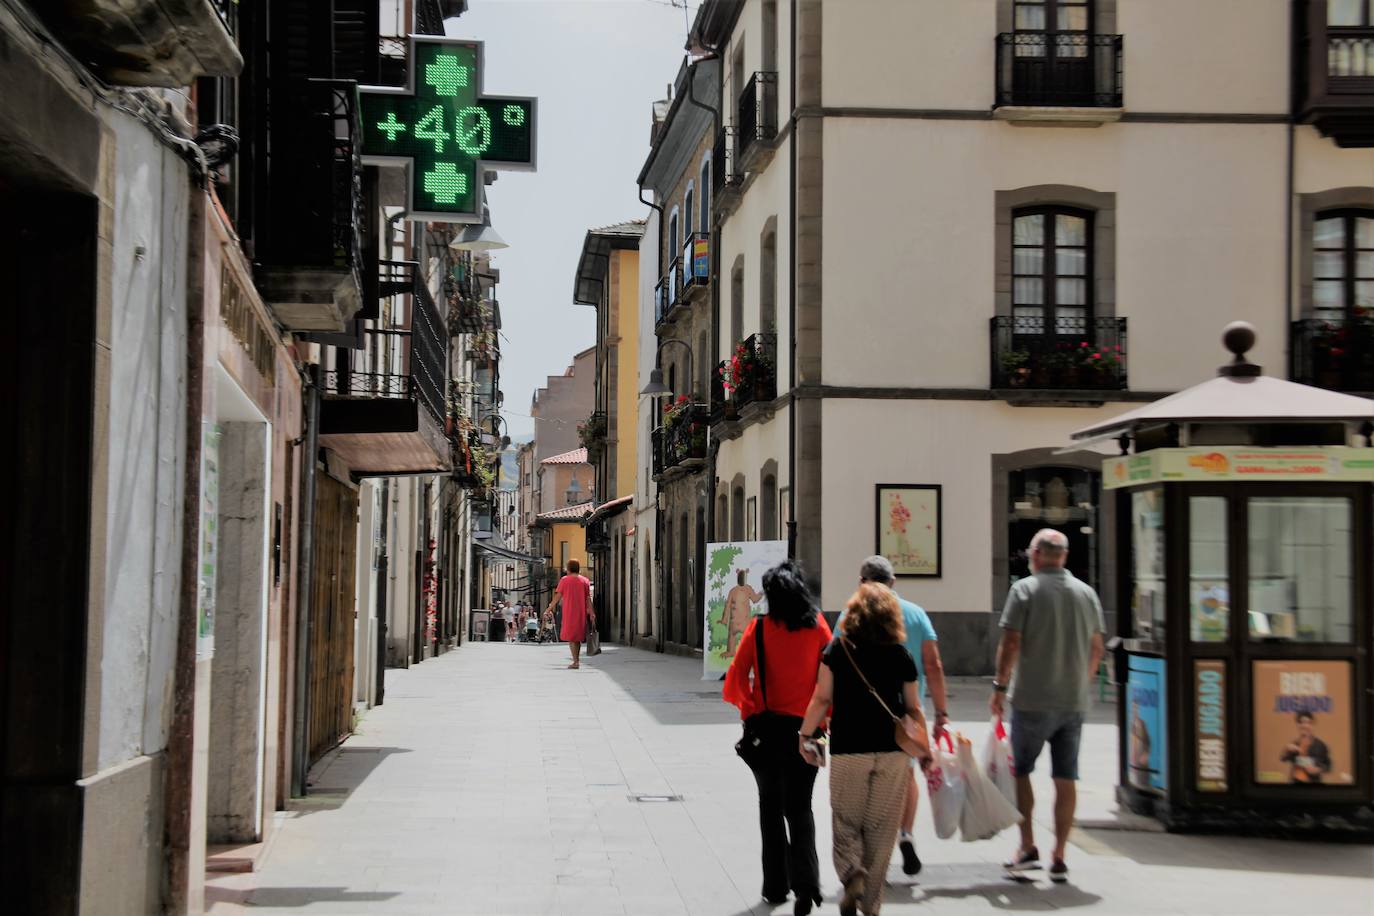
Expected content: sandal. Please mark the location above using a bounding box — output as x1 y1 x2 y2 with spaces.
567 663 580 669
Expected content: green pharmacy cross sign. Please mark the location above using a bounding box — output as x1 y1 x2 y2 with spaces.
360 37 536 223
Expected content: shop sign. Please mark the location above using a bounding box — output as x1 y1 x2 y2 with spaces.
1106 447 1374 490
1127 656 1167 793
220 263 276 387
1194 660 1227 792
1252 660 1355 786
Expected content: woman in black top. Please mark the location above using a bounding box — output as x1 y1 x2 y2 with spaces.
799 584 919 916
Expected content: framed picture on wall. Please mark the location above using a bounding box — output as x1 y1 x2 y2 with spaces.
875 484 941 577
746 496 758 541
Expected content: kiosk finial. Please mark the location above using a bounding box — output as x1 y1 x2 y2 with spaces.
1219 321 1261 378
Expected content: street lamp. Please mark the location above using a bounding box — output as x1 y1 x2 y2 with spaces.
449 204 509 252
639 338 695 399
478 413 511 449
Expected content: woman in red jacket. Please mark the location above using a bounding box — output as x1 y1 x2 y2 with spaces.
723 561 832 916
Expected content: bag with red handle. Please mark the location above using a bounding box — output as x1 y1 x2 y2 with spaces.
981 716 1017 808
925 731 966 840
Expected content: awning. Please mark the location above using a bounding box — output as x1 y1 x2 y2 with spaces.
584 494 633 526
473 542 544 564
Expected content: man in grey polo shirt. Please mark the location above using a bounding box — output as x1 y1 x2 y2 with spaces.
990 529 1105 884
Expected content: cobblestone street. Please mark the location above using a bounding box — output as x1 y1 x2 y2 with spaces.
207 643 1374 915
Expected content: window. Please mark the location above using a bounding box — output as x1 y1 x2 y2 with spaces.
1015 0 1090 51
1312 210 1374 320
668 208 680 269
684 184 695 239
730 257 745 344
1329 0 1373 26
1130 489 1166 643
1012 207 1093 335
700 159 711 229
1189 497 1229 643
760 221 777 333
731 480 746 542
760 471 778 540
1247 496 1353 644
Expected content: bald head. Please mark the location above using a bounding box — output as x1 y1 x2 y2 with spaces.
1030 528 1069 571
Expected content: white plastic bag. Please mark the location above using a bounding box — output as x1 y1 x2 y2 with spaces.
925 732 966 840
958 734 1022 842
981 716 1017 808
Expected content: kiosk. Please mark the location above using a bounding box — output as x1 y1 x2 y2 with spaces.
1070 324 1374 833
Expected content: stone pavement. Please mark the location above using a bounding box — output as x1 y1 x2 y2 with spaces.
207 642 1374 915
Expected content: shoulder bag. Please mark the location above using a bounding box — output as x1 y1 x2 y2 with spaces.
838 638 931 762
734 620 802 770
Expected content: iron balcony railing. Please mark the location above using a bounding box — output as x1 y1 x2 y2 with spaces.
258 79 364 283
736 71 778 164
990 316 1128 391
713 332 778 419
655 232 710 328
995 33 1123 108
323 259 447 424
652 403 709 475
1291 317 1374 392
712 126 743 198
415 0 448 36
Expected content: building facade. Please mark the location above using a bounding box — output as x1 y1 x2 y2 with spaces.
688 0 1373 672
574 222 646 642
638 59 721 655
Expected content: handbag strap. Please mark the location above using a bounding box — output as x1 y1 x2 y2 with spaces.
753 618 769 711
839 637 901 723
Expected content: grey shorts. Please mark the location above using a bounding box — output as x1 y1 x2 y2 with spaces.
1011 708 1085 781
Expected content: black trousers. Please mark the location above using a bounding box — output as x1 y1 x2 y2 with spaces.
752 747 820 901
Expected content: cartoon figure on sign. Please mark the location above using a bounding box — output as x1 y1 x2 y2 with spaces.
719 569 764 656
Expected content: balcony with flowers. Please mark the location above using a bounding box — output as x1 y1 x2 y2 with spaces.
712 332 777 423
652 395 708 478
990 316 1128 395
1292 311 1374 393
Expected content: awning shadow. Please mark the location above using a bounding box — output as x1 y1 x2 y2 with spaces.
286 745 414 814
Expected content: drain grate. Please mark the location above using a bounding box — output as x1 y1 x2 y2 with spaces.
629 794 683 803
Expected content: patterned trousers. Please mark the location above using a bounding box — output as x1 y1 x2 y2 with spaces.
829 752 909 915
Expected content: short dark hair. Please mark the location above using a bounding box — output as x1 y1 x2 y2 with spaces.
762 561 820 631
566 558 580 574
1296 711 1315 724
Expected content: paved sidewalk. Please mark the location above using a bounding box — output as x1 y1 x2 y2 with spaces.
208 642 1373 915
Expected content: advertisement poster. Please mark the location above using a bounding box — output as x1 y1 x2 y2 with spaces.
703 540 788 679
1194 660 1227 792
1252 660 1354 786
1106 446 1374 489
875 485 940 577
1127 656 1167 792
196 422 221 661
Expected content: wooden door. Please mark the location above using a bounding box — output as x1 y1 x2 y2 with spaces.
308 470 359 763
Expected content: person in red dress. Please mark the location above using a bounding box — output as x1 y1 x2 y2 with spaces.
545 558 593 669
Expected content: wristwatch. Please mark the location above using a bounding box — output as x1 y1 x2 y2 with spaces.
934 710 949 719
992 681 1009 693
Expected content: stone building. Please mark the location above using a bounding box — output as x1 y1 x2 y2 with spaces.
688 0 1373 672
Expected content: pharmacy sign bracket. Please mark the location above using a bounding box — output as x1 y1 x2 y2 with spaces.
359 36 536 223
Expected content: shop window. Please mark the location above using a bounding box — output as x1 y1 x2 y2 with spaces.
1189 496 1229 643
1130 489 1166 643
1008 465 1099 589
1247 496 1353 643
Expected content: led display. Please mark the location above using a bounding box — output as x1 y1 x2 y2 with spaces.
360 38 536 222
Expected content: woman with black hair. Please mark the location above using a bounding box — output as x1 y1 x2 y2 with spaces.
723 561 833 916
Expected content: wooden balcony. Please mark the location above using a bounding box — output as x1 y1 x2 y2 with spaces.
1298 9 1374 147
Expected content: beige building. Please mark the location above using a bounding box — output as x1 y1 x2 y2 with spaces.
690 0 1374 671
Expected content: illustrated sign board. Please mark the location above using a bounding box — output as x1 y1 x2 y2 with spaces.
1252 660 1355 786
1127 655 1167 793
360 37 537 222
1105 446 1374 490
703 540 788 679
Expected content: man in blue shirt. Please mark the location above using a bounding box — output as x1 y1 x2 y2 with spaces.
855 556 949 876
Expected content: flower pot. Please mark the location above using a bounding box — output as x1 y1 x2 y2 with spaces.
1008 367 1030 388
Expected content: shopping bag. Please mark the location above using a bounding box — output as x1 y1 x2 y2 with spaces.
981 716 1017 808
586 622 602 656
958 734 1022 842
925 732 966 840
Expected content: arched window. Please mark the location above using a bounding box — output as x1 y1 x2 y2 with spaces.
683 181 695 240
760 219 778 333
1012 206 1092 336
760 466 778 541
716 492 729 542
700 158 712 229
731 477 746 542
1313 209 1374 320
668 207 680 267
730 256 745 345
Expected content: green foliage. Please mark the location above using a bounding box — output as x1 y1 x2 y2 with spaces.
707 546 744 588
706 598 729 659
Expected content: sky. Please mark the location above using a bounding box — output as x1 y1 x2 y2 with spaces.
445 0 695 438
